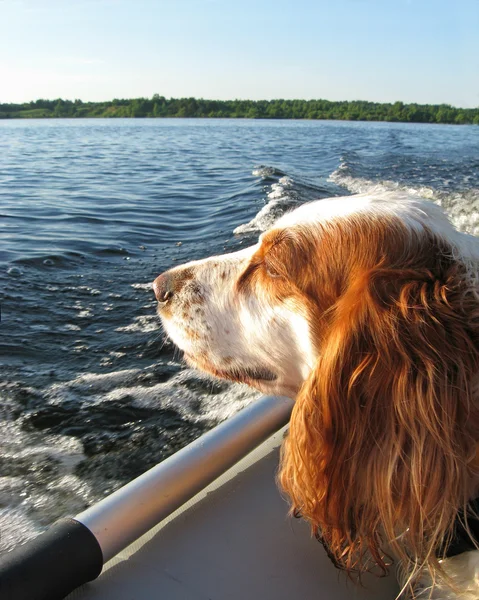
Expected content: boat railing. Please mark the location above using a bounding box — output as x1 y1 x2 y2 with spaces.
0 395 294 600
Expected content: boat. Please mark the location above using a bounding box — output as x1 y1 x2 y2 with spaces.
0 395 399 599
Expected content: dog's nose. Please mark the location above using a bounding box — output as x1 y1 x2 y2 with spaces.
153 272 174 304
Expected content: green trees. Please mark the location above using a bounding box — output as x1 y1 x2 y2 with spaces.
0 96 478 124
53 99 65 117
129 99 147 117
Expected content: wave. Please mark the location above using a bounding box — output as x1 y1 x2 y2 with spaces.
12 251 87 269
234 175 296 234
251 165 287 180
43 367 257 424
0 364 258 552
330 162 479 236
234 166 334 234
0 413 87 553
234 163 479 238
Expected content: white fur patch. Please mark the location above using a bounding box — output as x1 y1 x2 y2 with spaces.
413 550 479 599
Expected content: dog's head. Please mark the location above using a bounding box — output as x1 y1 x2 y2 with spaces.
154 192 479 586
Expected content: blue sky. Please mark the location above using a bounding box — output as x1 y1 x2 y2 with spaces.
1 0 478 107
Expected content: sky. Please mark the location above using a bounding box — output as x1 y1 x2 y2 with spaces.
0 0 478 107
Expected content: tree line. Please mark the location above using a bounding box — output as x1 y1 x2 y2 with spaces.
1 96 478 124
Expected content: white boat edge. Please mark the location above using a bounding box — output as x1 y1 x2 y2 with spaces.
68 415 400 599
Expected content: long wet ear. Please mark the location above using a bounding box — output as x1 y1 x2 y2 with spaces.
279 252 479 585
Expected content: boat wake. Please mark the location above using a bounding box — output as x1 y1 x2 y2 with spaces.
234 166 336 234
330 160 479 236
0 366 257 553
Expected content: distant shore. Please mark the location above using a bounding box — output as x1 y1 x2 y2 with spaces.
1 96 478 125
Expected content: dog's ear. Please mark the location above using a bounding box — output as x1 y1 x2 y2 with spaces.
279 258 479 583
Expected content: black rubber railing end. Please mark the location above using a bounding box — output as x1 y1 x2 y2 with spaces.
0 517 103 600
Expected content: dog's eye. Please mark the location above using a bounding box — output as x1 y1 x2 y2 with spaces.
264 263 282 279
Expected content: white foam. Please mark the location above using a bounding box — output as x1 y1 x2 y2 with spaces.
115 315 159 333
0 418 89 552
131 282 153 291
76 286 102 296
0 507 39 553
63 286 102 296
71 300 94 318
47 369 142 402
1 363 259 550
234 175 295 234
128 369 258 422
252 166 277 178
44 365 258 424
62 323 81 331
330 165 479 236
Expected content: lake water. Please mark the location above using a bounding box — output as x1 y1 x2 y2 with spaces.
0 118 478 551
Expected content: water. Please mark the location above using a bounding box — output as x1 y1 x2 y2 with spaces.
0 118 478 551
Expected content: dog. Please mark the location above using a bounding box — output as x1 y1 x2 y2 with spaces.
154 192 479 598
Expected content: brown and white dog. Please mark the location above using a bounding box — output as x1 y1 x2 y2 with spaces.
154 192 479 598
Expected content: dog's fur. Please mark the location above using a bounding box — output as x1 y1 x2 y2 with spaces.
154 192 479 598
